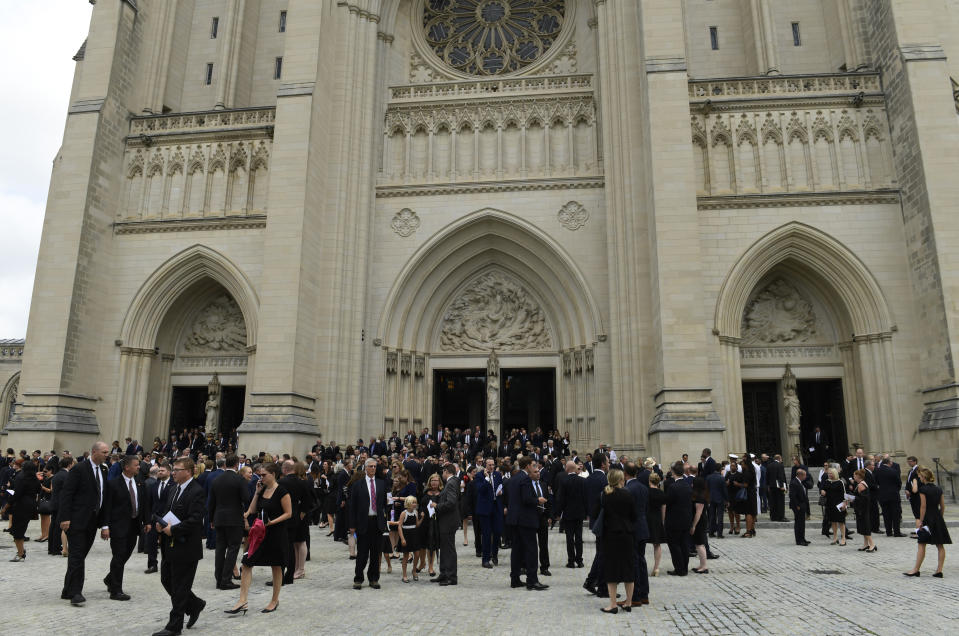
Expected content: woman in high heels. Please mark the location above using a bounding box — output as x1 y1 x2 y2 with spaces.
646 473 667 577
904 467 951 577
852 470 877 552
227 462 292 615
2 460 40 561
822 468 847 545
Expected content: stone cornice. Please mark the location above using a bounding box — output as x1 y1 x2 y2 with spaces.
698 189 900 210
900 44 947 62
114 215 267 235
376 176 604 198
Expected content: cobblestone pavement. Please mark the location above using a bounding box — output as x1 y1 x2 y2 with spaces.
1 519 956 635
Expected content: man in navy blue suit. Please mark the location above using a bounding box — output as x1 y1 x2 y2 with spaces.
475 458 504 568
624 462 650 606
583 453 609 596
505 457 548 591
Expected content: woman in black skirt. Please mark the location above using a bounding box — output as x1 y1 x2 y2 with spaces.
822 467 847 545
905 467 951 577
852 470 877 552
228 462 291 614
690 476 710 573
646 473 667 577
732 459 758 537
419 473 442 577
597 469 636 614
2 460 39 562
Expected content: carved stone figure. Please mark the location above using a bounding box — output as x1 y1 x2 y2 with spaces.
183 294 247 353
742 278 817 344
439 271 553 351
205 394 219 436
782 364 801 434
487 350 500 424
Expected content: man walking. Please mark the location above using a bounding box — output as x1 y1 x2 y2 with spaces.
664 462 692 576
349 458 387 589
530 462 551 577
555 460 586 568
101 455 149 601
208 454 248 589
60 441 110 606
583 453 608 595
766 454 787 521
790 468 810 545
153 457 206 636
433 463 460 586
145 462 172 574
876 457 904 536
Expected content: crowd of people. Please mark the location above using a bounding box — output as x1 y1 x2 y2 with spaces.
0 426 952 631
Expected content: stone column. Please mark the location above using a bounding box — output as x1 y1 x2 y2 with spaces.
214 0 245 109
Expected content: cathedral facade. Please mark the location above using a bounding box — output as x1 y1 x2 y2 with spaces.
4 0 959 472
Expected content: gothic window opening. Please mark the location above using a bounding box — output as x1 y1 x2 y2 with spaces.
710 26 719 51
211 17 219 39
205 63 214 85
792 22 801 46
279 10 287 33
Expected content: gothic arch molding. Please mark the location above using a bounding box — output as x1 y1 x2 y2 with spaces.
0 372 19 433
120 244 259 350
377 208 604 351
714 222 893 339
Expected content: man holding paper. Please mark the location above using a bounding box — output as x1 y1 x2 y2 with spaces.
153 457 206 636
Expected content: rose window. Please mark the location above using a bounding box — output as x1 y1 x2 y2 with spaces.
423 0 567 76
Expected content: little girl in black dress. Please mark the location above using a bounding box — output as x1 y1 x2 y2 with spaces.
398 496 421 582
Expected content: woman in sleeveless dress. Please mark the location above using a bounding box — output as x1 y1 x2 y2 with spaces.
905 467 951 577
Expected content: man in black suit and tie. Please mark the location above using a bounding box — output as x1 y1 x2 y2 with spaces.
808 427 827 465
766 454 788 522
101 455 149 600
875 457 904 536
432 463 461 585
529 463 551 577
153 457 206 636
624 462 650 606
555 460 587 568
504 457 548 591
145 462 172 574
904 455 921 530
664 462 692 576
697 448 717 476
349 458 388 589
583 453 608 595
790 469 810 545
60 441 110 606
208 454 248 589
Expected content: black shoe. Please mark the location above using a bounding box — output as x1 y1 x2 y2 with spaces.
349 556 356 560
482 562 493 568
151 630 181 636
103 575 113 592
431 576 448 583
706 553 719 560
512 579 526 588
353 582 362 590
370 581 381 589
144 566 158 574
933 572 943 578
583 581 596 594
527 583 549 590
70 594 86 606
61 592 71 600
576 561 584 568
110 592 131 601
666 570 687 576
566 562 576 568
186 599 205 628
540 568 551 576
218 582 241 590
894 533 907 537
439 579 457 586
266 580 288 587
491 556 498 565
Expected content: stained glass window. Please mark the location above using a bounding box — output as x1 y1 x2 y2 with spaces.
424 0 566 76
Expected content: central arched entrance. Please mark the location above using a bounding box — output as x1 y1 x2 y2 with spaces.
375 208 605 448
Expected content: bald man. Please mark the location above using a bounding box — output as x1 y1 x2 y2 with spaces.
60 441 110 606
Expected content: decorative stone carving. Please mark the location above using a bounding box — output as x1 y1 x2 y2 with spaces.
390 208 421 237
557 201 589 230
183 295 247 353
410 52 440 84
742 279 817 345
562 351 572 376
400 353 412 376
550 41 577 75
385 350 398 374
414 355 425 377
439 271 553 352
205 373 220 437
487 350 500 425
782 364 801 434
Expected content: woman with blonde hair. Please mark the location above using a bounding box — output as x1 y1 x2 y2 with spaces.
419 473 443 577
646 472 666 577
821 467 847 545
597 468 637 614
852 470 877 552
904 467 951 577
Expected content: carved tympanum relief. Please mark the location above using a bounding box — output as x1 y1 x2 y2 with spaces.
439 271 553 352
741 279 818 345
182 295 247 353
557 201 588 230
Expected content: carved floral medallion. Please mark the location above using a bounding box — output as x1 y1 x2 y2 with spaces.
557 201 588 230
182 294 247 353
390 208 421 237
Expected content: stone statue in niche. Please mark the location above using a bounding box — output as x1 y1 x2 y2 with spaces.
183 294 247 353
782 364 801 434
741 279 817 345
487 350 500 424
439 271 553 351
205 372 220 437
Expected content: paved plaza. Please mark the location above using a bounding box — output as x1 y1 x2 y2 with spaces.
0 519 955 635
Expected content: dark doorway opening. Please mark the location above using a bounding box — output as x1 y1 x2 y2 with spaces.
219 386 246 439
501 368 556 440
433 370 486 436
742 381 781 455
169 387 207 435
798 379 847 464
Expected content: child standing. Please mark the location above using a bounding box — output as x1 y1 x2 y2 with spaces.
398 496 421 582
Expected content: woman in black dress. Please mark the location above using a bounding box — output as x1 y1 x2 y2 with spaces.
36 463 54 542
228 462 292 614
2 460 39 561
690 476 710 573
852 470 877 552
821 467 847 545
419 473 443 577
905 467 951 577
732 459 757 537
598 469 636 614
646 473 667 577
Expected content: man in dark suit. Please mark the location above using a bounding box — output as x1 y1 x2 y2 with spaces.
504 456 548 591
433 463 461 585
530 463 551 577
790 468 810 545
705 465 727 538
202 458 224 550
807 426 827 465
208 454 248 589
904 455 921 530
766 454 788 521
349 458 388 589
334 458 353 542
664 462 692 576
876 457 904 536
583 453 608 595
698 448 717 476
554 460 586 568
100 455 149 600
60 441 110 606
145 462 172 574
624 462 650 606
475 458 503 568
154 457 206 636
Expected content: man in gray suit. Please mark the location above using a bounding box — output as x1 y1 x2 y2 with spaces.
432 463 460 586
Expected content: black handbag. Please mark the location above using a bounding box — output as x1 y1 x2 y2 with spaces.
735 487 748 502
38 500 54 516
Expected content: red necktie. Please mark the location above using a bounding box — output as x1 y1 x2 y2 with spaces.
369 478 376 512
128 478 138 518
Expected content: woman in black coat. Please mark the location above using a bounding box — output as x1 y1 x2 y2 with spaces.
2 460 40 561
598 469 636 614
821 467 848 545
